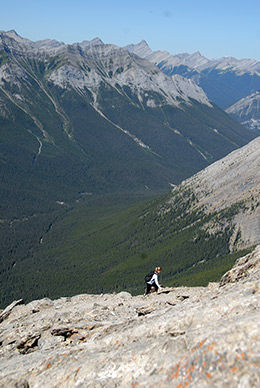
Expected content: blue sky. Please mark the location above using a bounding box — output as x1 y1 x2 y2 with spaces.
1 0 260 60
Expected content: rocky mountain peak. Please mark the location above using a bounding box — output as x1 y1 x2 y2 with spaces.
0 245 260 387
76 37 104 49
125 39 153 58
0 30 65 55
4 29 23 41
89 37 104 46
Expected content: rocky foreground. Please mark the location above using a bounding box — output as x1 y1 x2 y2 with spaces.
1 246 260 388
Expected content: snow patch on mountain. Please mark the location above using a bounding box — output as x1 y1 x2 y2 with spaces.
244 118 260 132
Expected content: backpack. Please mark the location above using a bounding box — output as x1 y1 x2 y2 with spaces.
145 271 155 283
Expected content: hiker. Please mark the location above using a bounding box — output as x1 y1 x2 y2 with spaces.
144 266 163 296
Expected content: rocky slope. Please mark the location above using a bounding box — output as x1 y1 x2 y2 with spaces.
226 91 260 133
0 245 260 387
165 135 260 250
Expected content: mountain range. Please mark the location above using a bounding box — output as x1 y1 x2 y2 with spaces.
126 39 260 110
0 30 257 218
0 30 259 306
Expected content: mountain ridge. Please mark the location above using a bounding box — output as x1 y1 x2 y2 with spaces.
1 28 255 218
126 39 260 74
0 30 212 109
126 40 260 109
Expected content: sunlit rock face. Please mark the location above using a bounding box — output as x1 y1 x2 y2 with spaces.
169 136 260 250
0 245 260 387
226 91 260 133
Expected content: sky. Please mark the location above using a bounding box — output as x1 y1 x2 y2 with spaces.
1 0 260 60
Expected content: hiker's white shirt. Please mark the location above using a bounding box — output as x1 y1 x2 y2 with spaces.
147 273 162 290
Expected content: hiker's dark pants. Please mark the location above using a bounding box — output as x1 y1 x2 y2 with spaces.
145 282 158 295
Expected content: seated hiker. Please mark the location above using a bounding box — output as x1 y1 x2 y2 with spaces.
144 266 163 295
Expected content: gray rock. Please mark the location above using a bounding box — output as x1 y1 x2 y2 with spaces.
220 245 260 286
0 378 29 388
0 246 260 387
0 299 24 323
